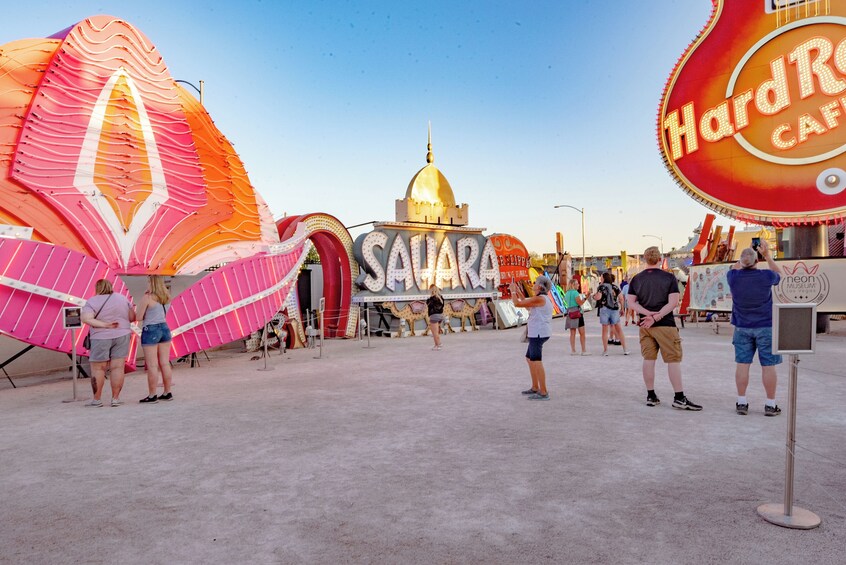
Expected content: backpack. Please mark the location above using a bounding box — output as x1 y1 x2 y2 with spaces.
602 283 619 310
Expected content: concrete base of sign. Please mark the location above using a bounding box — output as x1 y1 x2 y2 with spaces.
757 503 821 530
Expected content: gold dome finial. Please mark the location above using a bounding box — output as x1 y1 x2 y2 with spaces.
426 121 434 164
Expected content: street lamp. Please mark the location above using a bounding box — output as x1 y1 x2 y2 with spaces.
642 234 664 256
175 79 205 105
554 205 586 279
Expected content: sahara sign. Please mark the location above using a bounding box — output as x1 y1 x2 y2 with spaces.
353 226 500 301
659 1 846 225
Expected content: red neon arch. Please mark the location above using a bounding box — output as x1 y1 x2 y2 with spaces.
277 214 357 338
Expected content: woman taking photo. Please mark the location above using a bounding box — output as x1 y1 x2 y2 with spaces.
426 284 445 350
137 275 174 403
510 275 554 400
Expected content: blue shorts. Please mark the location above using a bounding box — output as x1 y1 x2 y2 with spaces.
732 326 782 366
599 307 621 325
141 323 172 345
525 336 549 361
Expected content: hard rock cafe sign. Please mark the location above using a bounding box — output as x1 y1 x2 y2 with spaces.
659 0 846 225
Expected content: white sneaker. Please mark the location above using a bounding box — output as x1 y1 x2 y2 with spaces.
111 398 124 407
623 350 630 356
580 352 592 356
570 351 579 356
603 351 609 356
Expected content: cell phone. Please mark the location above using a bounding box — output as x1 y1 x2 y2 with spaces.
751 237 764 260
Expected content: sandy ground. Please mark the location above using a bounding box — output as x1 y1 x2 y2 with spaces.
1 315 844 564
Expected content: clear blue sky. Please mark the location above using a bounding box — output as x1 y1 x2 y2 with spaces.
1 0 747 257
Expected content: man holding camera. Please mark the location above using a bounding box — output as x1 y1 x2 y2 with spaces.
727 239 783 416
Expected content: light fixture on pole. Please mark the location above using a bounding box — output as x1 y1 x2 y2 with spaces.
642 234 664 257
175 79 205 105
554 205 586 278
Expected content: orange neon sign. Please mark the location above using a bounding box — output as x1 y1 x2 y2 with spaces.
659 1 846 226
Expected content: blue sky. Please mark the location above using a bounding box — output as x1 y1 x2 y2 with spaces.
0 1 745 257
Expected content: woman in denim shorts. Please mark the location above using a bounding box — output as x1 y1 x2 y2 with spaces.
137 275 173 404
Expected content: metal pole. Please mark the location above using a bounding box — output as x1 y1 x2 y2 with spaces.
199 80 205 105
756 354 820 529
257 325 274 371
63 328 81 402
71 328 77 400
318 308 324 359
581 208 586 279
784 354 799 516
365 304 373 348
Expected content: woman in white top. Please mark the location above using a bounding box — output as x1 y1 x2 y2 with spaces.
510 275 554 400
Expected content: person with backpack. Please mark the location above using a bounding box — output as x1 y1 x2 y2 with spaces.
594 272 629 356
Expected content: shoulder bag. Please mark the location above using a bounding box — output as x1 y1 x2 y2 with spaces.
83 293 113 350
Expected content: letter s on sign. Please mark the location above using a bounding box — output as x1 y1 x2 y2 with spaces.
360 231 388 292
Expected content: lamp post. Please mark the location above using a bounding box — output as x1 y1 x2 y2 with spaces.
642 234 665 268
175 79 205 105
642 234 664 256
554 205 586 279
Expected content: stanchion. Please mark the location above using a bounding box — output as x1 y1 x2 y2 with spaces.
314 306 324 359
757 354 821 529
257 326 274 371
363 304 374 348
62 328 83 402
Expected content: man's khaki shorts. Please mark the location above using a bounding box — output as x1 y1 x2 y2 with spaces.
639 326 682 363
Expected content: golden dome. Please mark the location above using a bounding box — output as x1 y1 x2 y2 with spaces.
403 125 456 206
405 164 456 207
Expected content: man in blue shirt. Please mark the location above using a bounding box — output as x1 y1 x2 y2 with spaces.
726 239 783 416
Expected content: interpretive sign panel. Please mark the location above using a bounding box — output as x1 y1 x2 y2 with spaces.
688 258 845 313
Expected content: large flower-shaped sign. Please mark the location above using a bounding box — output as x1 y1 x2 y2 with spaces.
0 16 312 364
0 15 277 274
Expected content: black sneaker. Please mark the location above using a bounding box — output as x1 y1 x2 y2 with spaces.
159 392 173 401
521 389 539 395
736 403 749 415
672 396 702 411
765 404 782 417
646 396 660 407
527 393 550 401
139 395 158 404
